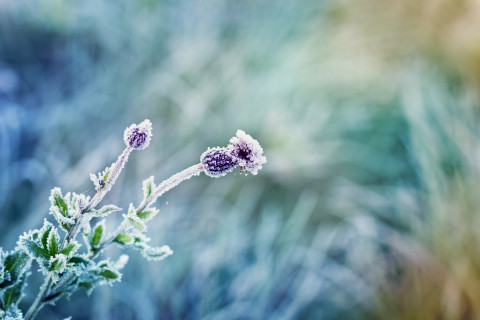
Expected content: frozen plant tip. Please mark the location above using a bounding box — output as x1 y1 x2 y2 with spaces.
201 147 238 177
123 119 152 150
229 130 267 175
0 122 266 320
200 130 267 178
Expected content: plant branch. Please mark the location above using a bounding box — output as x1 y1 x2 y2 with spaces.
24 147 133 320
89 163 204 259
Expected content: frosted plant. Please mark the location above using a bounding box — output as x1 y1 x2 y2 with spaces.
0 121 266 320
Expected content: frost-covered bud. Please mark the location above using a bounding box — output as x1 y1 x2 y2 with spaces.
200 147 238 178
229 130 267 175
123 119 152 150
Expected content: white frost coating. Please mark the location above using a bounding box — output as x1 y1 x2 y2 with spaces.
142 176 156 199
85 147 132 213
159 246 173 259
49 254 67 282
229 129 267 175
115 254 129 270
123 119 153 150
200 147 238 178
138 163 204 211
143 245 173 261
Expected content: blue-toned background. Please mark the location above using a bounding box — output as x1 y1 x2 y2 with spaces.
2 0 480 319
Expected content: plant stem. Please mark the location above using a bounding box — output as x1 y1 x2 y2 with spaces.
137 163 204 213
24 147 133 320
24 274 52 320
89 163 205 259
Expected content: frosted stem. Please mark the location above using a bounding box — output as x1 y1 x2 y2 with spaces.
89 163 205 259
24 274 52 320
137 163 204 213
87 146 132 211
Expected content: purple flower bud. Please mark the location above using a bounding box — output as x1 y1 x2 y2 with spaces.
123 119 152 150
200 147 238 178
229 130 267 175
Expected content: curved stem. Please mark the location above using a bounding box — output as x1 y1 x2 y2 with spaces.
24 274 52 320
137 163 204 213
89 163 205 260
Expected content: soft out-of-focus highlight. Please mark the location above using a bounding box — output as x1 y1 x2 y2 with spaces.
2 0 480 319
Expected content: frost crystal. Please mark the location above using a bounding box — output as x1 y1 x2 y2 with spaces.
123 119 152 150
229 130 267 175
200 147 238 178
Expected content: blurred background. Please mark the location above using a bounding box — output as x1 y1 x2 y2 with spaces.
1 0 480 319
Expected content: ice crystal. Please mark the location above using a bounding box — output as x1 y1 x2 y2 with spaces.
123 119 152 150
200 147 238 177
229 130 267 175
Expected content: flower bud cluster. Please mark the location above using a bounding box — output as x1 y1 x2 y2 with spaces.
201 130 267 177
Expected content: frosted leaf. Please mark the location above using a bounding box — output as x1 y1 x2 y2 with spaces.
90 220 106 248
90 167 110 191
123 119 152 150
115 254 129 270
69 193 90 219
123 214 147 232
46 227 60 255
49 188 68 217
142 176 156 199
90 204 122 218
60 240 80 258
114 233 134 246
49 254 67 282
94 260 122 284
229 130 267 175
122 203 147 231
142 245 173 261
50 207 75 227
137 207 158 222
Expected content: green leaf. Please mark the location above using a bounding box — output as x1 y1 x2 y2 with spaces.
131 234 150 251
78 281 95 295
2 250 30 284
60 241 80 257
59 222 72 232
137 207 158 222
51 207 75 230
97 268 120 280
102 168 110 182
114 233 133 245
1 273 27 310
47 228 60 255
20 239 50 261
126 214 146 232
68 255 92 266
142 245 173 261
49 254 66 273
41 223 53 251
91 205 121 218
142 176 155 199
50 188 68 217
91 221 105 248
31 230 40 241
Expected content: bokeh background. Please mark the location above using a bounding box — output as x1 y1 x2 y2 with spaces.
2 0 480 319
